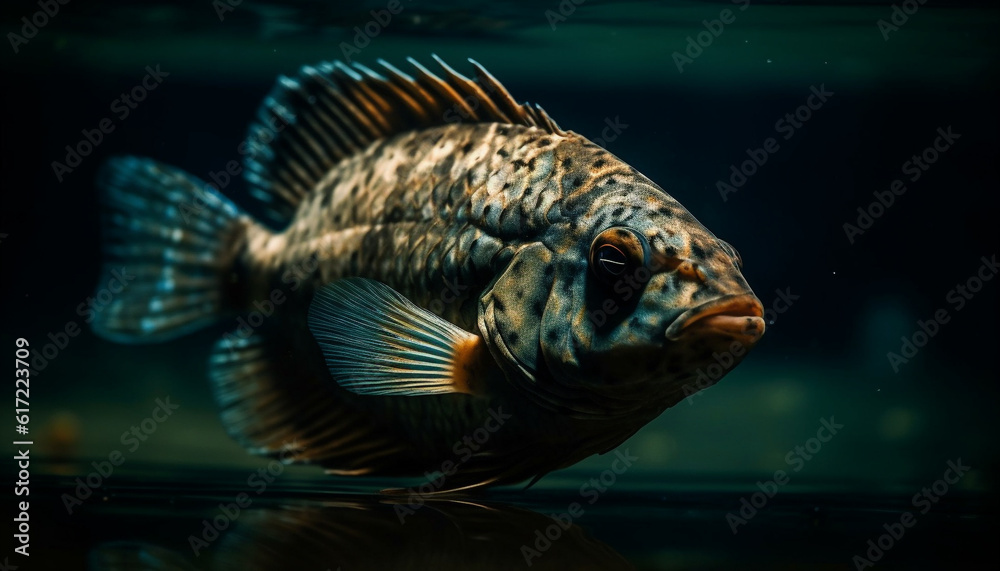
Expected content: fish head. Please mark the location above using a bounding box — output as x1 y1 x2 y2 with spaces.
528 174 765 414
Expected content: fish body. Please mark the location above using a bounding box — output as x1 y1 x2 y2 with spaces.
94 57 765 490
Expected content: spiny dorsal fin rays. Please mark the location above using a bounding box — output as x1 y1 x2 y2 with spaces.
467 59 526 124
533 103 562 133
349 61 424 131
432 55 511 123
305 67 369 148
373 59 439 124
320 63 385 141
406 57 479 121
466 58 563 131
242 56 565 229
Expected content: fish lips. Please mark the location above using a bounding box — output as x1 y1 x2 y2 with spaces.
664 294 766 343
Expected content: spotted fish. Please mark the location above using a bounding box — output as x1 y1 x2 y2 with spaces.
93 56 765 491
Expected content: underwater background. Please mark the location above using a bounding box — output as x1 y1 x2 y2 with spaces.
1 0 998 568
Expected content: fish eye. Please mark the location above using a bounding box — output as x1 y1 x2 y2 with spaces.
595 244 627 276
589 227 649 285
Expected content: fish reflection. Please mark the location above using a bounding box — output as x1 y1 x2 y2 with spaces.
89 498 631 570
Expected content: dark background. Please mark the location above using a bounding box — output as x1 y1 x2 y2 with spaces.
1 0 998 568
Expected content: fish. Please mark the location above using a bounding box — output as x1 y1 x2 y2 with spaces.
92 55 765 491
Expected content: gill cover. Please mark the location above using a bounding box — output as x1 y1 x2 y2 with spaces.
478 243 617 417
477 244 555 383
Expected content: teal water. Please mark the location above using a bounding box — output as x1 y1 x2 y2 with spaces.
2 0 998 569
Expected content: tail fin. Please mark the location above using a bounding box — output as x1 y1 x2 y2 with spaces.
92 157 247 343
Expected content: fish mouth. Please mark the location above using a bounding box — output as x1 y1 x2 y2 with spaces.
665 294 765 342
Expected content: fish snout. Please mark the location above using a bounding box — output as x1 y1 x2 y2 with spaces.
665 294 765 343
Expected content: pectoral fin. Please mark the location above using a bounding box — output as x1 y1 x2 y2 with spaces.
308 278 492 397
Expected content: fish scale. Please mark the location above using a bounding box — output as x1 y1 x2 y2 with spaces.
91 56 766 490
249 122 576 330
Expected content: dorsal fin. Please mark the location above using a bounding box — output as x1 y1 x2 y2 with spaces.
244 55 565 227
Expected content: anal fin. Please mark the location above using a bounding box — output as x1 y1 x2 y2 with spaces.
209 329 406 473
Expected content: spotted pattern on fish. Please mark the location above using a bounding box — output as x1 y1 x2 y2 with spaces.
91 57 765 490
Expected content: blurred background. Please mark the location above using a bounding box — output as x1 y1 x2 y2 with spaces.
1 0 998 569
